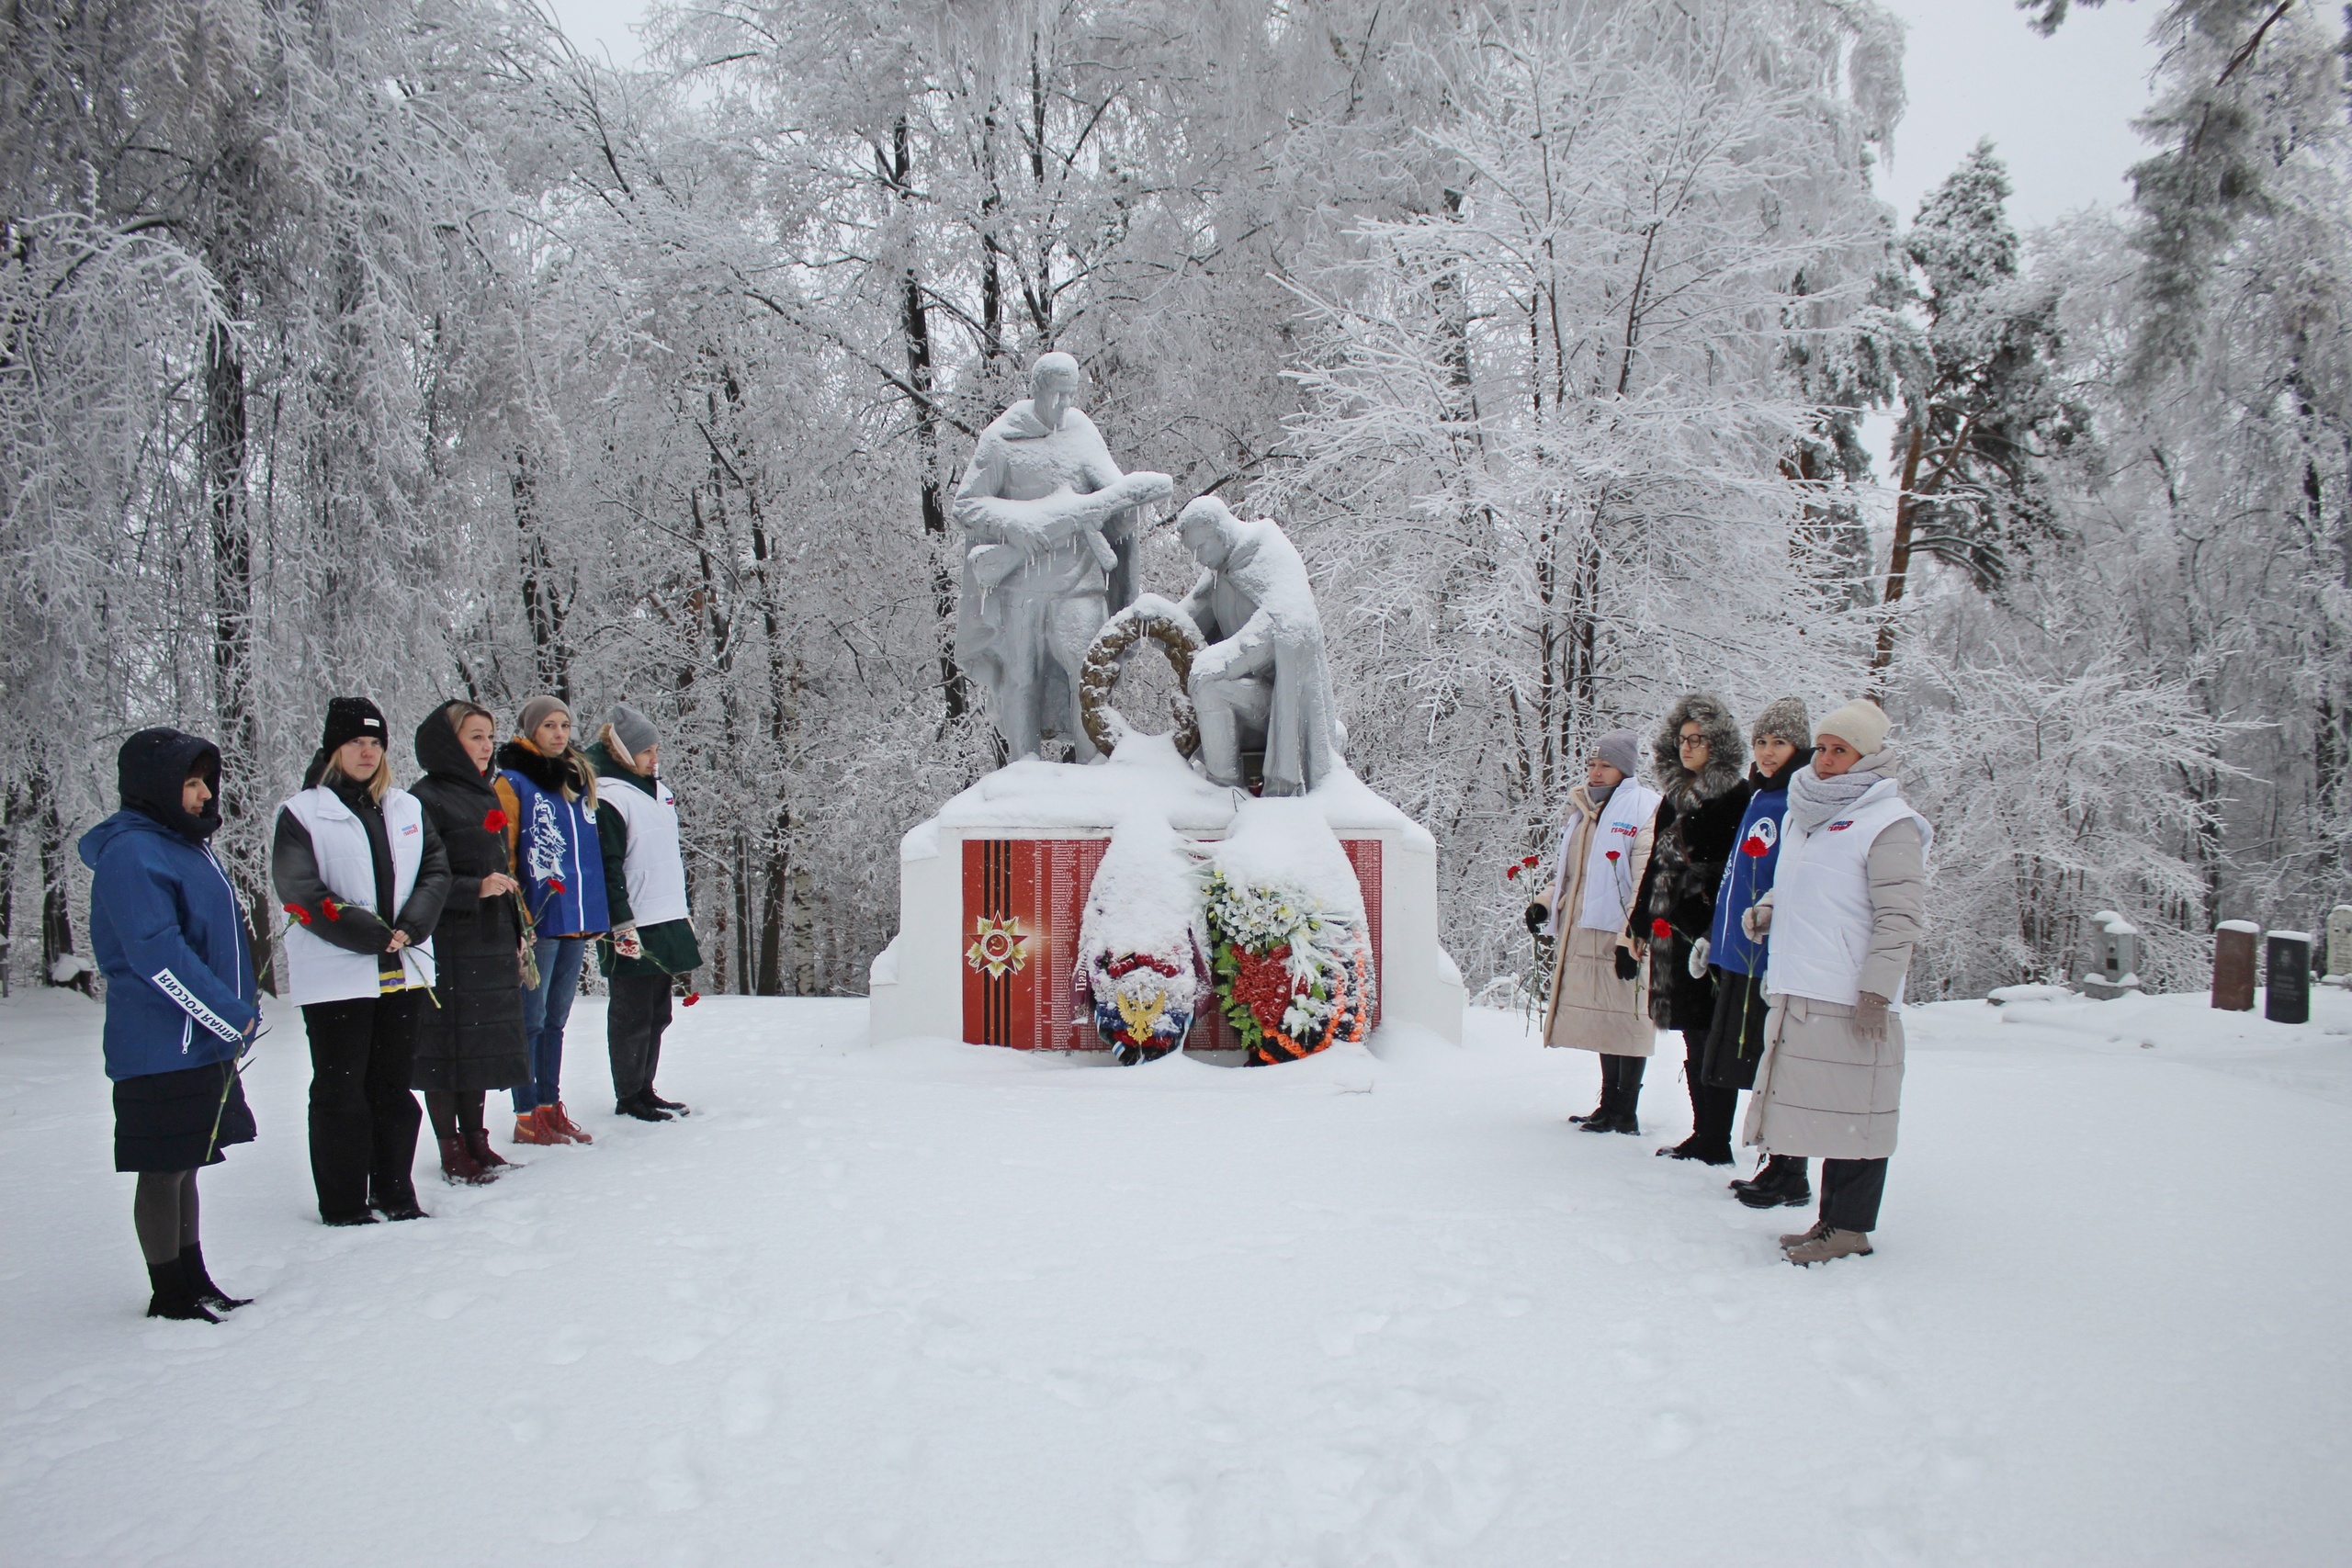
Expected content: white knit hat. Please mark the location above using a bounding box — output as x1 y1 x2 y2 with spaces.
1815 697 1892 756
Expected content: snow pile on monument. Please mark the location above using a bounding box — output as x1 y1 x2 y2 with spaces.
1073 811 1210 1064
1204 797 1374 1065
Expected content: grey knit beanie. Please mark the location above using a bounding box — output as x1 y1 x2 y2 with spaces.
1750 696 1809 747
515 694 570 745
1592 728 1642 778
609 702 660 761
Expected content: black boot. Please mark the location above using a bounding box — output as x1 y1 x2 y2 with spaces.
643 1088 689 1114
617 1090 673 1122
1657 1134 1733 1164
372 1188 428 1222
1577 1083 1618 1132
1611 1081 1642 1134
178 1245 252 1313
1736 1155 1813 1209
146 1260 220 1323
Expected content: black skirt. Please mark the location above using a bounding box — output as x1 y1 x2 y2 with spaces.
1700 966 1771 1091
113 1058 256 1172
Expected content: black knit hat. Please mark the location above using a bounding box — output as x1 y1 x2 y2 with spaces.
118 728 223 840
321 696 389 753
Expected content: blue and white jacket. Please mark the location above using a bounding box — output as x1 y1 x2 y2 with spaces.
80 806 258 1082
496 739 610 938
1706 753 1809 978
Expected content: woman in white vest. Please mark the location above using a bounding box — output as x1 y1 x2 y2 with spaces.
271 697 451 1224
1740 697 1929 1266
1524 728 1663 1134
588 704 702 1122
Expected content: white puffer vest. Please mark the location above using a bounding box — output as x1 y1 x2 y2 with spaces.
1763 782 1932 1009
1551 780 1659 934
281 785 437 1006
598 773 690 928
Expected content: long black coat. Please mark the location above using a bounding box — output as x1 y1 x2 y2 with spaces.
408 705 529 1094
1631 694 1751 1032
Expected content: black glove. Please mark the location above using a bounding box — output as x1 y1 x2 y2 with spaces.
1613 947 1641 983
1524 902 1548 935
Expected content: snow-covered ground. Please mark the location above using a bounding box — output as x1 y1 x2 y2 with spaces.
5 986 2350 1566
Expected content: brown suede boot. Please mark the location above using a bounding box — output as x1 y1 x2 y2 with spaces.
1785 1227 1872 1267
437 1134 493 1186
544 1101 594 1145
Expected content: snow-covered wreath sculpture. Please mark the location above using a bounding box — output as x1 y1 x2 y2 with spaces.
1079 593 1202 760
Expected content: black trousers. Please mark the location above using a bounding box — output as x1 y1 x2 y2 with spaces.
607 974 673 1102
1821 1156 1890 1232
1682 1028 1739 1153
301 992 424 1221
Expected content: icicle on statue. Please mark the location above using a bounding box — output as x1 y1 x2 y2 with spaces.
1073 813 1211 1065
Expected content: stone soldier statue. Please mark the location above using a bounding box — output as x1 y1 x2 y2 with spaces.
955 353 1172 761
1172 496 1346 796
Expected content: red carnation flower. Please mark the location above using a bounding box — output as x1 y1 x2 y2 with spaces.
547 877 566 894
1521 854 1540 868
1504 863 1521 880
483 808 509 832
322 898 342 921
1651 918 1673 941
1605 850 1620 863
1742 836 1770 858
683 992 701 1007
283 902 311 926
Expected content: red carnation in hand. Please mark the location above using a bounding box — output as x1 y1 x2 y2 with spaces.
1741 836 1770 858
547 878 566 894
283 902 311 926
1521 854 1540 868
1605 850 1620 863
483 808 509 832
322 898 342 921
1651 918 1674 941
683 992 701 1007
1504 863 1521 881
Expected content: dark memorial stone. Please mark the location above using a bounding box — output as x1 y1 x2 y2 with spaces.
2211 922 2257 1011
2265 931 2312 1025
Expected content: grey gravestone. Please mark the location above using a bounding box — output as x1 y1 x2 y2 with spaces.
2266 930 2312 1024
2081 909 2143 1000
2212 921 2258 1011
2326 906 2351 986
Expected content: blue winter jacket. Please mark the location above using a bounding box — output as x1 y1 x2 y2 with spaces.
80 799 259 1082
496 739 610 937
1707 761 1805 978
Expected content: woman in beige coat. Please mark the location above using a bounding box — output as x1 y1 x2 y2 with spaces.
1525 729 1661 1133
1741 698 1930 1266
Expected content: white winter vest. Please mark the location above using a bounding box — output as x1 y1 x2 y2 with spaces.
598 773 690 928
1568 781 1660 932
281 785 437 1006
1763 782 1932 1009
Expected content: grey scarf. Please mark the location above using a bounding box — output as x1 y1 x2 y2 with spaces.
1784 750 1899 836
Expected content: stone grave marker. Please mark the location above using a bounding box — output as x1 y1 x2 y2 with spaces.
2325 906 2351 987
2266 930 2312 1024
2212 921 2258 1011
2082 910 2143 1000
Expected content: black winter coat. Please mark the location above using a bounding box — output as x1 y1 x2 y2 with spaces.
408 705 529 1094
1631 694 1750 1032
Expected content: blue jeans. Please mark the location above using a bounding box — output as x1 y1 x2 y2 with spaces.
514 935 589 1114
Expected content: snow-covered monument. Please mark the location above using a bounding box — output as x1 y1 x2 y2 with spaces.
868 355 1463 1058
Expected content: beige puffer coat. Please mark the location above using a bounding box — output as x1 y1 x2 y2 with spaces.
1535 784 1659 1056
1744 817 1928 1159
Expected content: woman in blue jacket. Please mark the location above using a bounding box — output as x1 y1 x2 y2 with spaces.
79 728 261 1322
495 694 609 1145
1698 696 1815 1210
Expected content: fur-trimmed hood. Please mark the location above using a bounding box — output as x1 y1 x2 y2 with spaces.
496 737 596 807
1650 692 1747 807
